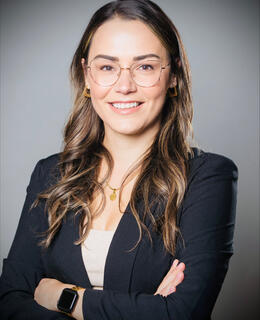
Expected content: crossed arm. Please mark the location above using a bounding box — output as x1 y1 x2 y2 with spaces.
34 259 185 319
0 152 238 319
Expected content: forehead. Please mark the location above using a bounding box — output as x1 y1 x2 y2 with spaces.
87 17 168 61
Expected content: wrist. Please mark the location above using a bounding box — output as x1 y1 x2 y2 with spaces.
57 285 84 316
54 284 70 312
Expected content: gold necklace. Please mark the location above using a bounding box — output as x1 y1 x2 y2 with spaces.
106 182 120 201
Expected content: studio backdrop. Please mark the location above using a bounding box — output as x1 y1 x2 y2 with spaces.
0 0 259 319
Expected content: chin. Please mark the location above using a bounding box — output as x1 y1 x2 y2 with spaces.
111 124 145 136
115 128 142 136
105 119 142 135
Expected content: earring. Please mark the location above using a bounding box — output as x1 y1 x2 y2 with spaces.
83 86 91 98
168 86 178 97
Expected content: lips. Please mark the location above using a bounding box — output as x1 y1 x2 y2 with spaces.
109 101 143 109
108 101 144 115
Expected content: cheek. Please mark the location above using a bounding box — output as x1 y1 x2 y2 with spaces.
89 85 110 116
143 72 169 100
142 84 168 108
90 83 109 100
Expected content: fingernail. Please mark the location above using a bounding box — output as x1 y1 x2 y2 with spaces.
168 287 176 294
178 262 185 268
172 259 179 267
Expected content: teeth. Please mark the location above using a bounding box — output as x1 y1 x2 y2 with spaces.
112 102 141 109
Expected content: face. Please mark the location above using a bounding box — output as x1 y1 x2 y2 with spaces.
82 17 176 138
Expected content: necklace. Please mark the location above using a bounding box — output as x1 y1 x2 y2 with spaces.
106 182 120 201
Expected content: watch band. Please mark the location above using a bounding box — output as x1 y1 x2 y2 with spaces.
71 286 84 292
67 286 84 317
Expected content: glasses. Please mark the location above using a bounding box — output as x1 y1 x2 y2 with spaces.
85 58 171 87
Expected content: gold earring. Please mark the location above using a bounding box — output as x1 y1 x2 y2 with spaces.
168 86 178 97
83 86 91 98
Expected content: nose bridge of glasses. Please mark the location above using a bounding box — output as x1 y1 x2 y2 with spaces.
118 65 132 76
121 66 131 71
116 65 136 83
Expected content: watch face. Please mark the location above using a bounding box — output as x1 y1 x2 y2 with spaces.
57 288 79 313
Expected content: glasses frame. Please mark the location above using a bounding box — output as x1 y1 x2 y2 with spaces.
84 58 171 88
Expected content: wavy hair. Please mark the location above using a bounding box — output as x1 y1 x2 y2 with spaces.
34 0 194 255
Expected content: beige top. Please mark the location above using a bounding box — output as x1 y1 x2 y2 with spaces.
81 229 115 290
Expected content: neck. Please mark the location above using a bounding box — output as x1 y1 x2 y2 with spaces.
101 125 158 185
103 129 156 167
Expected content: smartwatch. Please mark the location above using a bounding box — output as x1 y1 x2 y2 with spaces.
57 286 83 315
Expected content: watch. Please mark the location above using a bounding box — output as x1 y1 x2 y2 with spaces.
57 286 83 315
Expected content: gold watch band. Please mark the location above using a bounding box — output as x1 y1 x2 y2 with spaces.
71 285 84 292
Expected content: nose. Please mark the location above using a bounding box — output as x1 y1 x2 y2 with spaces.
114 68 137 94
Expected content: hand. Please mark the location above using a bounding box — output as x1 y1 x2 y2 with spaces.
154 259 185 297
34 278 68 311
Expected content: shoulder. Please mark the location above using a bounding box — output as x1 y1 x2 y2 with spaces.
27 153 61 194
35 152 61 173
188 147 238 184
179 148 239 225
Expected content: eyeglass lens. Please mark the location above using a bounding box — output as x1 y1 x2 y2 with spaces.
89 58 163 87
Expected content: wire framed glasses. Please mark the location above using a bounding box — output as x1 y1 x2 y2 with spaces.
85 58 171 87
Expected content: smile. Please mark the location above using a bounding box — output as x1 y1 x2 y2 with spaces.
109 101 144 115
111 101 142 109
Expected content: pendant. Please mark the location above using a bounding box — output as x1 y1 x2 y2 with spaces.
110 189 117 201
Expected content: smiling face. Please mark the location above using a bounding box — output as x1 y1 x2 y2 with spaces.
82 17 175 138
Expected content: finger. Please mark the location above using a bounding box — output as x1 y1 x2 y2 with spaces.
159 285 176 297
154 271 183 296
166 286 176 296
173 271 184 287
154 277 166 294
164 262 185 286
169 286 176 294
169 262 185 278
158 270 185 294
161 271 184 297
172 261 185 272
155 264 177 293
154 261 185 295
171 259 179 269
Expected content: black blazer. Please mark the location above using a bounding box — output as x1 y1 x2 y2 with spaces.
0 149 238 320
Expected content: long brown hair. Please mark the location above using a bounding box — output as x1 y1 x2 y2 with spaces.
34 0 194 255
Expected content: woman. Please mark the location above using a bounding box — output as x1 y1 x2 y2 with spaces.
0 0 238 319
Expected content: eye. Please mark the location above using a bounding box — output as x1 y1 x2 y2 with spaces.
100 65 114 71
138 64 154 71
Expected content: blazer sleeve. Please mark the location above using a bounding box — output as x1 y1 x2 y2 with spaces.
81 153 238 320
0 159 70 320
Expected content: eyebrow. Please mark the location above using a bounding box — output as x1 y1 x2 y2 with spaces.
93 54 161 61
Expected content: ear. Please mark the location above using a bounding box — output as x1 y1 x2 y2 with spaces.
168 74 177 89
81 58 90 88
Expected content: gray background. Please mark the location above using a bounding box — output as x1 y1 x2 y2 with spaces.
0 0 259 318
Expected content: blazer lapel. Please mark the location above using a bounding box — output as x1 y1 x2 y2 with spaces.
103 201 141 292
103 195 163 292
71 214 92 288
